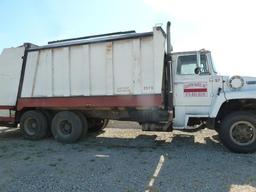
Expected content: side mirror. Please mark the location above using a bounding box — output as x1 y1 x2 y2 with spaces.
194 67 201 75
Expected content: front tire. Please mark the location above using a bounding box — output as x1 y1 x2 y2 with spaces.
20 110 49 140
219 111 256 153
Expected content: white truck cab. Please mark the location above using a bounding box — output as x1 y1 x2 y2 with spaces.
172 50 222 128
171 49 256 153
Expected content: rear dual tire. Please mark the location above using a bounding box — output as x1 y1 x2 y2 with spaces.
20 110 89 143
20 110 49 140
51 111 88 143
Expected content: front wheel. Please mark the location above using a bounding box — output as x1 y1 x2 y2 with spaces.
219 111 256 153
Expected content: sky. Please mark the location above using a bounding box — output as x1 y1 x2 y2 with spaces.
0 0 256 76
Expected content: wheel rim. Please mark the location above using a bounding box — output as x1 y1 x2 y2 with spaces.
230 121 256 146
59 120 73 136
24 118 39 136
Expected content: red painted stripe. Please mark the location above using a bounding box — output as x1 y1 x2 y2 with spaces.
184 88 207 93
17 95 163 111
0 106 16 110
0 117 15 122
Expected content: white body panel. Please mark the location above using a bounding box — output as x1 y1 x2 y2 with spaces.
0 46 25 106
21 28 165 98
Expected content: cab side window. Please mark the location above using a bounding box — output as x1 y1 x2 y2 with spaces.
177 54 209 75
177 55 197 75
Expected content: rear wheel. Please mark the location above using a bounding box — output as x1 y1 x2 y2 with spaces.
88 119 108 132
20 110 49 140
219 111 256 153
51 111 85 143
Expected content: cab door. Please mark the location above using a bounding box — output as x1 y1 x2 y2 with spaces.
173 52 213 107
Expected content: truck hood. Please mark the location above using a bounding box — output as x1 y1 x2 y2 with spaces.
222 75 256 92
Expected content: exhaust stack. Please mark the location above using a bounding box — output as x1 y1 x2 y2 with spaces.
166 21 172 55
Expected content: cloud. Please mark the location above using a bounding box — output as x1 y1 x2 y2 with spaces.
144 0 255 22
144 0 256 76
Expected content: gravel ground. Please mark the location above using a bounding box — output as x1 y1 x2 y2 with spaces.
0 121 256 192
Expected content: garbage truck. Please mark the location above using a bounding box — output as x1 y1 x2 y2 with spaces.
1 22 256 153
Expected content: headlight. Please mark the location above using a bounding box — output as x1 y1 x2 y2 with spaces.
228 76 244 89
